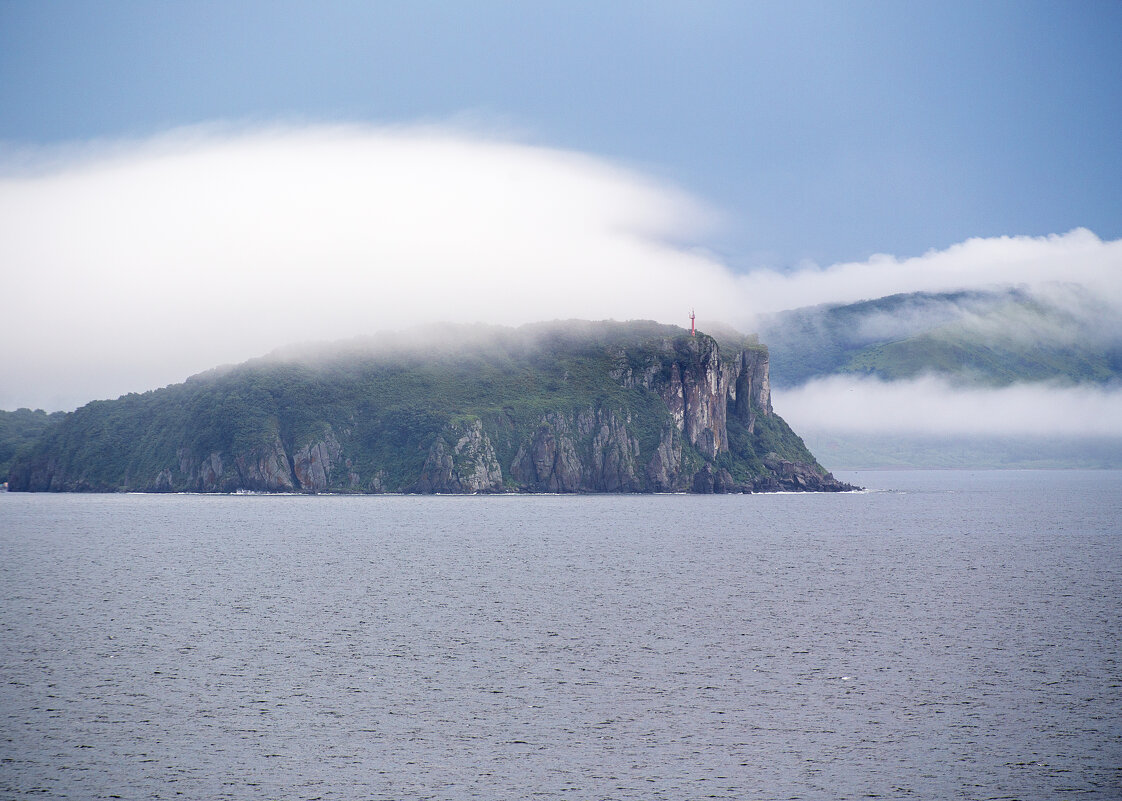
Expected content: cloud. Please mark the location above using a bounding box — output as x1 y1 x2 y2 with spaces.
738 229 1122 320
0 124 738 409
2 122 1121 411
774 375 1122 438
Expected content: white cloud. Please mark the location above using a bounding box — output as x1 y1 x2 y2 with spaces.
737 228 1122 321
740 227 1122 320
774 375 1122 438
2 123 1121 411
0 124 739 409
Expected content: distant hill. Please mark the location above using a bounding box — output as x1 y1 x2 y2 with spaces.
757 287 1122 388
7 321 852 493
754 286 1122 469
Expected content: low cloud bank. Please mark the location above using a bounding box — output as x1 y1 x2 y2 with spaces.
774 375 1122 438
0 124 736 409
843 284 1122 350
2 123 1121 410
739 229 1122 318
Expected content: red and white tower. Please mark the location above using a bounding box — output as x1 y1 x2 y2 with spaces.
689 309 696 336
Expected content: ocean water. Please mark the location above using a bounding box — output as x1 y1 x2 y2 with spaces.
1 471 1119 800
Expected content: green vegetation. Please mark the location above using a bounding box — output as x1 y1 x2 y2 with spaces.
843 328 1122 385
8 321 832 493
0 408 65 479
758 288 1122 388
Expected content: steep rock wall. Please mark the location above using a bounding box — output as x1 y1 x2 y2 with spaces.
292 431 342 491
411 419 504 493
509 406 645 492
728 348 771 433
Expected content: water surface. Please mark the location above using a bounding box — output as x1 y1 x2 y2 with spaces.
2 471 1119 799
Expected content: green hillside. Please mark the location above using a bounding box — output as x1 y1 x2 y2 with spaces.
758 288 1122 387
0 408 66 479
8 321 849 494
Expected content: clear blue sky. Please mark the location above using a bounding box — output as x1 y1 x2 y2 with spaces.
1 0 1119 269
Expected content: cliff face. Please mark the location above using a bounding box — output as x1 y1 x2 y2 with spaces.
7 322 853 494
613 335 771 458
410 419 504 493
174 435 300 492
509 407 643 492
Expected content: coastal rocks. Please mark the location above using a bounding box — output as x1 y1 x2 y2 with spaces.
172 436 298 492
196 452 224 488
585 408 642 491
690 463 739 494
758 453 855 492
510 412 583 492
510 407 643 492
507 408 628 491
176 448 236 492
234 436 298 491
466 337 837 495
292 431 342 491
411 418 504 493
369 469 389 493
170 431 348 493
646 336 770 458
645 424 685 492
6 455 64 492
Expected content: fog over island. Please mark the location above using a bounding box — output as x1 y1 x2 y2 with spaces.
2 126 1121 451
2 2 1120 460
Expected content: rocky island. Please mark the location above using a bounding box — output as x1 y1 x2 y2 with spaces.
7 321 854 493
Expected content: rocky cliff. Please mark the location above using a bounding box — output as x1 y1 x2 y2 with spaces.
410 419 504 493
7 321 854 493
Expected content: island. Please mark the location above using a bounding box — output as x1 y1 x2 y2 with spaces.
7 321 855 493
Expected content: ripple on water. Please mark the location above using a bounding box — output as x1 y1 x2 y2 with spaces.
0 471 1120 800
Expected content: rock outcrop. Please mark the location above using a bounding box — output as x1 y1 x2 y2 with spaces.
609 335 771 458
174 436 302 492
645 424 685 492
729 348 771 433
411 419 504 493
510 407 643 492
234 436 298 491
510 412 585 492
754 453 849 492
292 431 342 491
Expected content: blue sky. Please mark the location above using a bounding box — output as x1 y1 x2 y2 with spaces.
2 0 1119 268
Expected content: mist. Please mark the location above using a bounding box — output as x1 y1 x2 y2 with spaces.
775 375 1122 438
739 229 1122 315
2 123 1121 411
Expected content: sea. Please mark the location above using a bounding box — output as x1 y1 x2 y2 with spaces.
1 470 1119 800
